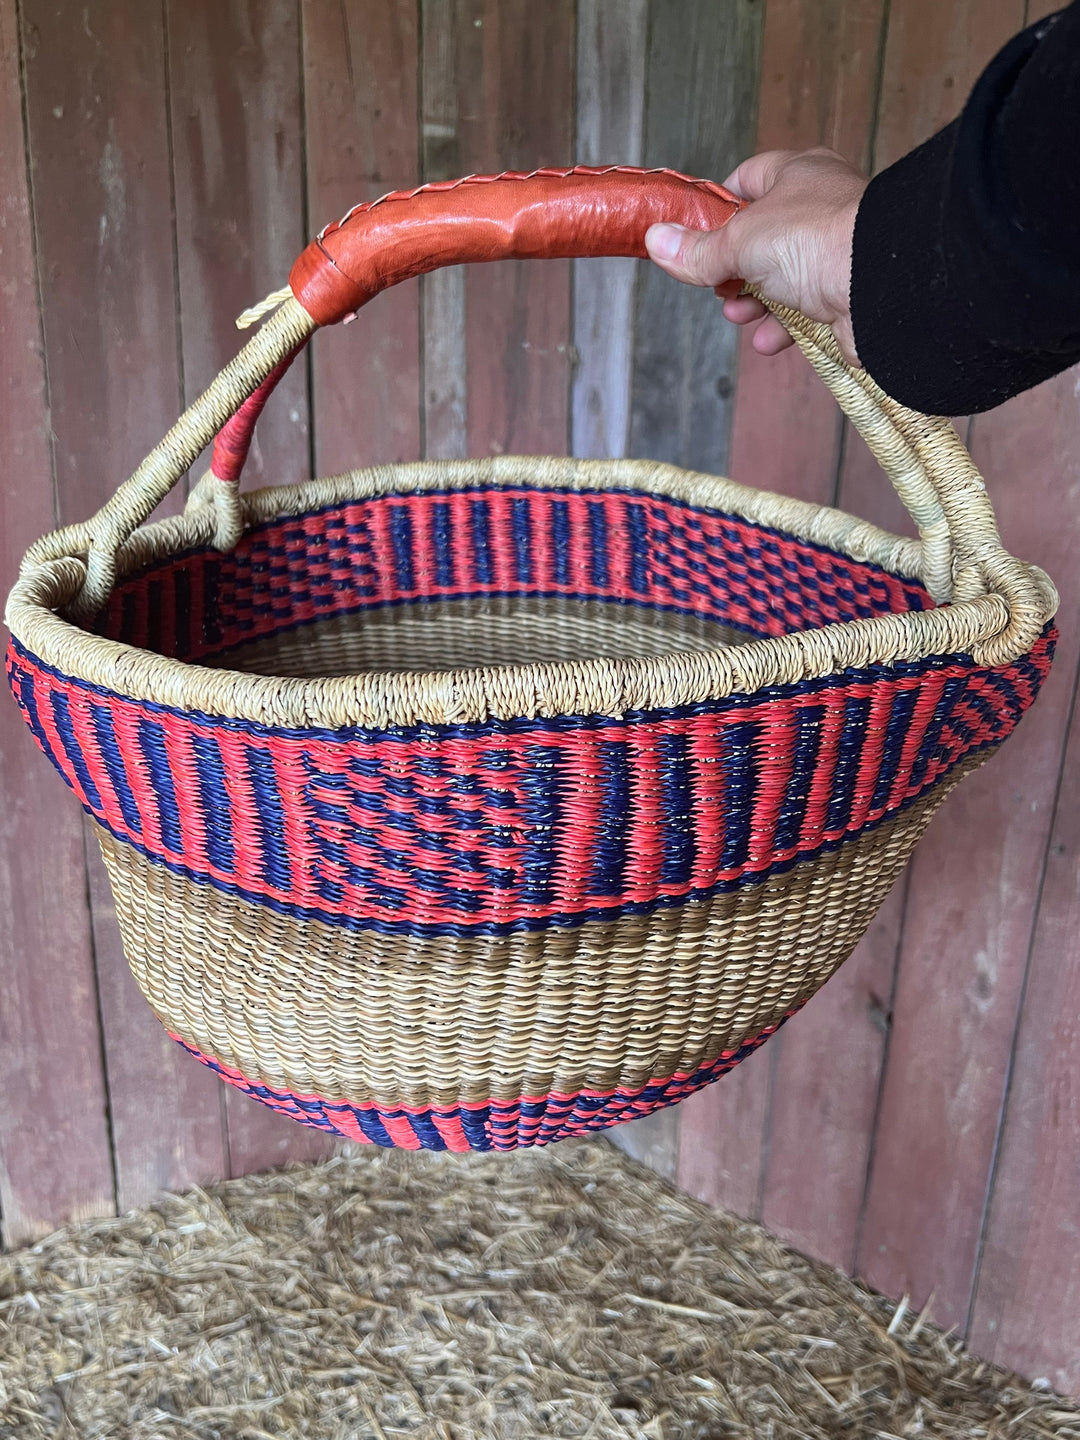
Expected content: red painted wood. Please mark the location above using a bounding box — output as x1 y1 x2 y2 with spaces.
168 0 310 492
970 380 1080 1389
303 0 421 475
849 0 1079 1336
729 0 885 503
764 886 907 1271
455 0 575 458
21 0 186 526
676 1048 772 1220
0 0 114 1245
720 0 894 1267
859 495 1078 1334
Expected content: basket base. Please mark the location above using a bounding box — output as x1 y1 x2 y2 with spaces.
164 1023 788 1152
95 767 963 1150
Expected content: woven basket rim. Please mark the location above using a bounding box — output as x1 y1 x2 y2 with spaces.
7 455 1044 730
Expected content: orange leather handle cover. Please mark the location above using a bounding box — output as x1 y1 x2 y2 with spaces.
211 166 740 482
289 165 742 326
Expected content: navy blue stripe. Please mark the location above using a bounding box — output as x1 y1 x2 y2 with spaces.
518 744 561 905
49 691 103 811
588 502 610 588
145 576 163 653
402 1111 447 1150
190 732 235 872
459 1107 494 1150
982 667 1029 727
550 498 570 586
775 705 825 853
91 704 143 833
512 496 533 584
245 746 291 890
659 732 696 886
13 670 52 756
283 1094 338 1130
591 740 631 896
200 557 224 648
173 566 192 660
626 503 649 594
137 717 183 854
826 695 872 833
871 688 919 813
350 1108 397 1147
720 722 760 870
429 501 455 589
389 505 415 591
470 499 494 585
910 675 968 791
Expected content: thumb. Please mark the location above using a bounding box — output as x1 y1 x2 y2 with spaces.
645 221 741 289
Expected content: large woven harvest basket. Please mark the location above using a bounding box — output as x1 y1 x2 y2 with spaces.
6 167 1057 1151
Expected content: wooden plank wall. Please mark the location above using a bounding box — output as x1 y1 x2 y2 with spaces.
0 0 1077 1395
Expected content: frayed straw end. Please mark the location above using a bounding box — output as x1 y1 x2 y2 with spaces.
236 285 293 330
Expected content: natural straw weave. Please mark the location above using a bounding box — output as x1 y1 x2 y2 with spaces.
5 267 1058 1150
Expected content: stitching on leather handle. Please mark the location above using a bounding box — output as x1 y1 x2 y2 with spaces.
318 165 742 242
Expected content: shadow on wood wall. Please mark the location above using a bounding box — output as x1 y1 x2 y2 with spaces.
0 0 1076 1396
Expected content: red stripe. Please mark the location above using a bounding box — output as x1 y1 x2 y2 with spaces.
888 670 950 811
747 707 798 866
848 679 896 835
66 690 127 836
379 1113 423 1150
624 728 666 902
798 689 846 850
430 1112 473 1152
689 722 728 886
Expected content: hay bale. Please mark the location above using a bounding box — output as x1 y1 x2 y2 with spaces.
0 1140 1076 1438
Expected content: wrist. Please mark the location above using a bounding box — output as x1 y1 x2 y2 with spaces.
823 186 864 326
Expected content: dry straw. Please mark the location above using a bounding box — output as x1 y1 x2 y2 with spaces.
0 1141 1077 1438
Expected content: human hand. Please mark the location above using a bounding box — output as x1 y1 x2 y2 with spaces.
645 148 868 366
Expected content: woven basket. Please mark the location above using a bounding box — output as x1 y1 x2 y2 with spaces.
5 167 1057 1152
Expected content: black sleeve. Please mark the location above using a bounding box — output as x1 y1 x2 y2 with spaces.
849 3 1080 416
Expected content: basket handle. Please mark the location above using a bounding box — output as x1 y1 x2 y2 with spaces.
44 165 1049 664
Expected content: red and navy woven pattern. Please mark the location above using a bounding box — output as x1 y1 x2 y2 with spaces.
167 1021 787 1151
5 621 1054 934
5 487 1055 935
6 484 1056 1149
90 487 932 661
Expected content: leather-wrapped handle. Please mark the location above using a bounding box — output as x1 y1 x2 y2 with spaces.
208 166 740 482
290 166 741 327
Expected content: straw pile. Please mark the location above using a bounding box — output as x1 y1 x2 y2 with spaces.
0 1139 1076 1438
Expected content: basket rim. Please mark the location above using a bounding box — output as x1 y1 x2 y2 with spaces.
6 455 1048 729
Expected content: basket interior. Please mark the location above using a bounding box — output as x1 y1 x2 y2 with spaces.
94 484 932 677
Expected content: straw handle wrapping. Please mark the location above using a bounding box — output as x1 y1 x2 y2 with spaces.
39 165 1049 664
